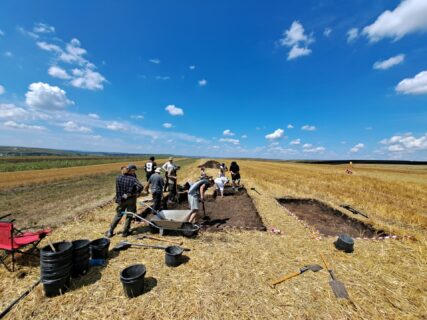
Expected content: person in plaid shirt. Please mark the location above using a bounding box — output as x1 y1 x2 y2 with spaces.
106 164 143 238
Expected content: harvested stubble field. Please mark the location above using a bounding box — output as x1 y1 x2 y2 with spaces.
0 159 426 319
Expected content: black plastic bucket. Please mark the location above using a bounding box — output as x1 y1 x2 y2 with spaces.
165 246 184 267
90 238 110 260
334 234 354 253
40 241 73 297
120 264 146 298
181 223 199 238
72 239 91 277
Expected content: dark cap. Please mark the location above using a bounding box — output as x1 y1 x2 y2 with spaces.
127 164 137 170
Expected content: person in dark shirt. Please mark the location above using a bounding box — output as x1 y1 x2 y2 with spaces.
230 161 241 190
167 164 178 203
143 167 164 213
144 156 157 181
105 164 143 238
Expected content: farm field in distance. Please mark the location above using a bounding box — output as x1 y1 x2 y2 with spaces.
0 155 426 319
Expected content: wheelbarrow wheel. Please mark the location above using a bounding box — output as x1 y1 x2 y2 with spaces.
149 224 159 234
182 223 199 238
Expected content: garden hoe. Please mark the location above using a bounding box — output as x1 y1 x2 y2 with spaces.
269 264 323 288
320 253 349 299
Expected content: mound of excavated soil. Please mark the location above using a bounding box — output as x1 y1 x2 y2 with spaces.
198 160 221 169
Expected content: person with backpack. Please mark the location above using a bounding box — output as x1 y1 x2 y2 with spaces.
144 156 157 181
230 161 241 190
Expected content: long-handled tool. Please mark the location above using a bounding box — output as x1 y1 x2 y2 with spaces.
250 187 261 195
135 235 183 246
269 264 323 288
340 204 369 218
0 279 40 319
320 253 349 299
113 241 190 252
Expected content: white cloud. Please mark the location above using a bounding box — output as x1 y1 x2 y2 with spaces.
4 51 13 57
131 115 144 120
48 65 71 79
290 138 301 145
303 143 313 148
0 85 5 95
303 146 326 153
265 128 284 140
88 113 100 119
0 104 29 120
350 143 365 153
198 79 207 86
70 66 106 90
4 120 46 131
347 28 359 43
365 126 373 131
363 0 427 42
219 138 240 145
189 65 196 70
25 82 74 110
0 29 4 37
323 28 332 37
165 104 184 116
163 123 173 128
287 124 294 129
60 38 87 65
373 54 405 70
223 129 235 136
380 133 427 152
149 58 160 64
61 121 92 133
155 76 170 80
301 125 316 131
279 21 314 60
241 134 248 139
106 121 127 131
36 41 62 53
33 23 55 34
395 70 427 95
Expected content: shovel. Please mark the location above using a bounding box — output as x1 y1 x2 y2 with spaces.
136 235 183 246
250 187 261 195
320 253 349 299
114 241 190 252
269 264 323 288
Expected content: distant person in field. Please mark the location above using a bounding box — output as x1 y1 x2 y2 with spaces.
143 167 164 213
188 178 214 224
144 156 157 181
200 167 207 179
106 164 143 238
214 176 229 197
162 157 174 192
167 162 178 203
219 163 228 177
230 161 240 190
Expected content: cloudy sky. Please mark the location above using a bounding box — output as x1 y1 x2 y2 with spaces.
0 0 426 160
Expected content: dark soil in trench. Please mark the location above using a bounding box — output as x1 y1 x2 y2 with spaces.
278 198 386 238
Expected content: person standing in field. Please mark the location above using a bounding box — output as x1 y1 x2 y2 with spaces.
162 157 174 192
144 156 157 181
167 163 178 203
200 166 207 179
188 178 214 224
143 167 164 214
105 164 143 238
230 161 241 190
219 163 228 177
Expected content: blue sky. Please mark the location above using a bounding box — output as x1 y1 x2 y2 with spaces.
0 0 426 159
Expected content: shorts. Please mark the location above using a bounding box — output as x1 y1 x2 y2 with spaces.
188 194 199 210
232 173 241 181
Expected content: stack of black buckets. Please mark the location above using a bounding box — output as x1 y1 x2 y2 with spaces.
40 238 110 297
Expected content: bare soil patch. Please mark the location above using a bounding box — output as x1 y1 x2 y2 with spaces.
278 197 387 238
197 160 221 169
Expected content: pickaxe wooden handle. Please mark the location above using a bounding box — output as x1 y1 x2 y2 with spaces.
269 271 301 287
137 235 183 245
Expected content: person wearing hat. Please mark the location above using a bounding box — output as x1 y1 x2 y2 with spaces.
105 164 143 238
162 157 174 192
144 156 157 181
143 167 164 213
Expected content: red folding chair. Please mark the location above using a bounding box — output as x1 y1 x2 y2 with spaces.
0 218 51 272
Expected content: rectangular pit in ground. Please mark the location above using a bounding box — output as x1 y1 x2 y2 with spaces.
167 187 266 231
277 197 387 238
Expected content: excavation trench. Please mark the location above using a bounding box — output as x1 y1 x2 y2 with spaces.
277 197 387 238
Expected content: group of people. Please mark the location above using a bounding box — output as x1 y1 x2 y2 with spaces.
105 158 241 238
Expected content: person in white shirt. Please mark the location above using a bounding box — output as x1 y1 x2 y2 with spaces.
162 157 174 191
214 176 229 197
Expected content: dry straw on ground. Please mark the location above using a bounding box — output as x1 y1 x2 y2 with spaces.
0 159 426 319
